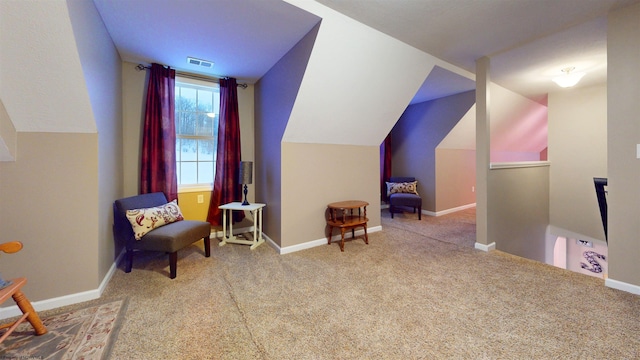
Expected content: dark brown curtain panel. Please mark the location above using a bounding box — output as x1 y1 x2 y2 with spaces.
207 78 244 225
140 63 178 202
380 134 392 201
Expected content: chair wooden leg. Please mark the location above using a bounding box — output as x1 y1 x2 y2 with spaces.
204 236 211 257
390 206 394 218
12 290 47 336
418 206 422 220
125 249 133 273
169 252 178 279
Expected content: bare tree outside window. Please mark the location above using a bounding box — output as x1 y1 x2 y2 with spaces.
175 79 220 187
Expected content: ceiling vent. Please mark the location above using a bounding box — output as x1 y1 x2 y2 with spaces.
187 57 214 69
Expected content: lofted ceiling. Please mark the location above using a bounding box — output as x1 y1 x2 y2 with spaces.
93 0 639 104
93 0 321 83
317 0 639 103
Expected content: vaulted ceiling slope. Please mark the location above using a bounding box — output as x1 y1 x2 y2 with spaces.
93 0 321 83
0 1 96 134
317 0 638 101
2 0 638 154
94 0 637 102
0 0 98 161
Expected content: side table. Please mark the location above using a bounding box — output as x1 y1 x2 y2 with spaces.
326 200 369 252
219 202 266 250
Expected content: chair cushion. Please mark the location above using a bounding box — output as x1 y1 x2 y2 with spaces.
389 192 422 207
135 220 211 253
126 200 184 240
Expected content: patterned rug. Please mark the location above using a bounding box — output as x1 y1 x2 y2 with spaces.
0 298 128 359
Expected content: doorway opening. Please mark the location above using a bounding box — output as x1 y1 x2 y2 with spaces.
553 236 608 279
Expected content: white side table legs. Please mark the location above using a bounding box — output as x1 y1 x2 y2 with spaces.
218 202 266 250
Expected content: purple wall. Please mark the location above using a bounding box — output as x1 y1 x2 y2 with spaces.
391 90 475 211
254 23 320 244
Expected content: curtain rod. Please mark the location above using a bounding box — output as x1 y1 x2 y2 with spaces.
135 64 248 89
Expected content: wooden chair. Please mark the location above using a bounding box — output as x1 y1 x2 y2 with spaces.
0 241 47 343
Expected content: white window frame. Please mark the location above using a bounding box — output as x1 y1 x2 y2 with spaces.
175 77 220 193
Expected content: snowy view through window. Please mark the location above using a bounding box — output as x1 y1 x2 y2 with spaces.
175 80 220 186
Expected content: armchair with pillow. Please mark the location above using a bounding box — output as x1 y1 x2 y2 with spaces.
386 176 422 220
113 192 211 279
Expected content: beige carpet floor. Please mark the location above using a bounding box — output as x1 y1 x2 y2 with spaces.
36 208 640 359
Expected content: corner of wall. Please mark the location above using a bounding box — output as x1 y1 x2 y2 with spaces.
0 98 17 161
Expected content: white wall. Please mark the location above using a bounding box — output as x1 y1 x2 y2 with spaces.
439 83 548 161
548 85 607 242
283 0 470 146
0 0 103 308
67 0 123 284
0 100 16 161
606 2 640 292
0 1 95 133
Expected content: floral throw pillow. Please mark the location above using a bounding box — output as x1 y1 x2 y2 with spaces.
125 200 184 240
386 181 419 197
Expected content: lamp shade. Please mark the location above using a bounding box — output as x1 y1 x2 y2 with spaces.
239 161 253 185
552 67 585 88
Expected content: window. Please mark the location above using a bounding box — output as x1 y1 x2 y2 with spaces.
175 78 220 189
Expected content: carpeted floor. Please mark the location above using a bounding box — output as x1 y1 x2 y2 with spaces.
21 208 640 359
381 206 476 248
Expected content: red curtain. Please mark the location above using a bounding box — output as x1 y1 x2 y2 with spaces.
380 134 392 201
207 78 244 225
140 63 178 202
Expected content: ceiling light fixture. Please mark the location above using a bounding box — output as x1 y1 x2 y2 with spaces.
552 67 585 88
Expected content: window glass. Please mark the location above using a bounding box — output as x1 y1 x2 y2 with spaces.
175 78 220 188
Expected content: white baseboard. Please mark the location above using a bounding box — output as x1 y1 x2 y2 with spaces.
383 203 475 217
475 242 496 252
0 250 124 320
423 203 476 217
605 278 640 295
278 226 383 255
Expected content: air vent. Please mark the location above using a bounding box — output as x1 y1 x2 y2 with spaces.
187 57 214 69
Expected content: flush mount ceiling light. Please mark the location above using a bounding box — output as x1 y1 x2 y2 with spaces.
552 67 585 88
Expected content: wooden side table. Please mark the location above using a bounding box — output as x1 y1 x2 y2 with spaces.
326 200 369 252
218 202 266 250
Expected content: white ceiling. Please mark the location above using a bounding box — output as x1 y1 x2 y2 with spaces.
94 0 639 103
92 0 321 83
317 0 638 102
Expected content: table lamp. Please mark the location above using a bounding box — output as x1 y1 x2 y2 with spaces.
239 161 253 205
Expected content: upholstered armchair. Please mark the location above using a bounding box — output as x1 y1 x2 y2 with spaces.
387 176 422 220
113 192 211 279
